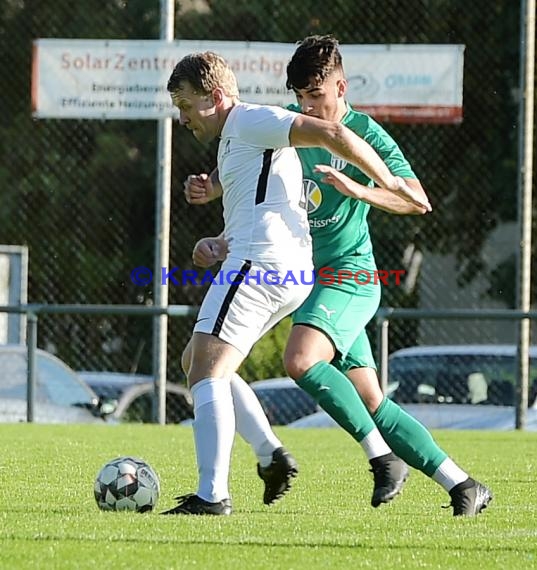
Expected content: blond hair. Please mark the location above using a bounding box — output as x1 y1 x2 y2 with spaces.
167 51 239 98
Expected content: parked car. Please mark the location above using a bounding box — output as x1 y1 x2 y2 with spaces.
289 345 537 431
78 371 152 400
0 345 193 425
249 377 319 425
0 345 106 423
79 371 194 424
110 381 193 424
388 344 537 407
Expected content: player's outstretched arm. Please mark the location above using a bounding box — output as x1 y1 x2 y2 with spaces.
290 115 431 212
184 169 223 205
314 164 430 215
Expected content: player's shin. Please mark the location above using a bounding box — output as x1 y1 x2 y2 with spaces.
230 373 282 467
297 361 383 446
191 377 235 502
373 397 449 476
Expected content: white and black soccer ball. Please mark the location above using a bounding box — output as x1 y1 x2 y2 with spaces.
94 456 160 512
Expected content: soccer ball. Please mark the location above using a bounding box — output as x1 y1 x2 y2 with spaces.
94 456 160 512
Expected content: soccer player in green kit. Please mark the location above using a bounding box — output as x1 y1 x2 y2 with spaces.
282 35 492 516
183 36 492 516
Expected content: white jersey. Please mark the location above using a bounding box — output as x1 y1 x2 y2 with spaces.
217 102 312 266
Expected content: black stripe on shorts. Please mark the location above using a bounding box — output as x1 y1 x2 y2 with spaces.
212 260 252 336
255 149 273 205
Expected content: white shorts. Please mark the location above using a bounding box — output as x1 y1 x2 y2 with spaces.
194 257 314 357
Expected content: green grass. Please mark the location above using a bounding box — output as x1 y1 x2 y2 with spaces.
0 425 536 569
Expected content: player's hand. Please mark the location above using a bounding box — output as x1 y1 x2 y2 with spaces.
314 164 368 199
315 165 432 213
390 176 432 212
192 237 229 267
184 174 217 205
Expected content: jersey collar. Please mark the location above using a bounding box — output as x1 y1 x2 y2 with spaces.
341 101 354 124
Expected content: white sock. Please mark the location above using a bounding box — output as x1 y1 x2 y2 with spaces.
360 428 393 460
191 377 235 502
431 458 469 491
230 373 282 467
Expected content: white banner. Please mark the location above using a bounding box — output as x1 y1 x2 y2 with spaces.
32 39 464 124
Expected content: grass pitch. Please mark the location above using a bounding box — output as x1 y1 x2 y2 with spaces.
0 424 535 569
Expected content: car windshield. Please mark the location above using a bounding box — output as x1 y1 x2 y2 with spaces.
0 350 95 407
38 354 96 406
389 353 537 406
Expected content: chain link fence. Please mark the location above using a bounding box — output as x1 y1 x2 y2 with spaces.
1 0 535 423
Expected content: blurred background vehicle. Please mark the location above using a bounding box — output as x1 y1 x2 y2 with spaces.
289 345 537 430
109 381 193 424
388 345 537 407
9 343 536 429
249 377 319 425
0 345 194 424
78 371 151 401
0 345 106 423
78 371 194 424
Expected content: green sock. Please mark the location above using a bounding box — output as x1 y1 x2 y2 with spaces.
373 398 448 476
297 361 376 442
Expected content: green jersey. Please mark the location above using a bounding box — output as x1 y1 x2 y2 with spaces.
289 103 416 267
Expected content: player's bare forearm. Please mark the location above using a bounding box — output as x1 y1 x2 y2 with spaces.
361 189 427 214
292 116 431 212
364 178 429 215
314 165 429 215
291 117 396 189
327 125 398 190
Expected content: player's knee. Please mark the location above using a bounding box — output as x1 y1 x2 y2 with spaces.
361 391 383 413
283 349 319 380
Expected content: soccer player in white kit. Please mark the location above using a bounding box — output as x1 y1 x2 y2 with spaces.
162 51 430 515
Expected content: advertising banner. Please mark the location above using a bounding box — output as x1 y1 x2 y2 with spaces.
32 39 464 123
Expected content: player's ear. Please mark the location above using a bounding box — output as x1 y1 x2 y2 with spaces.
212 87 225 107
336 78 347 98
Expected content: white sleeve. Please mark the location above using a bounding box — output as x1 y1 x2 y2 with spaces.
235 105 298 149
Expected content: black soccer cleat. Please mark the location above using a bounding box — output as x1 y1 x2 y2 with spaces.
257 447 299 505
447 478 493 516
369 453 409 508
160 493 232 516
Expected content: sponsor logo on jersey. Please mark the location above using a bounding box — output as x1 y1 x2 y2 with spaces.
303 179 322 213
309 215 341 228
330 154 348 171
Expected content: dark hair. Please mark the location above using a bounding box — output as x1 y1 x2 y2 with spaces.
286 35 343 90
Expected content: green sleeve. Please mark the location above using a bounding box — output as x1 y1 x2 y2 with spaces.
362 115 417 179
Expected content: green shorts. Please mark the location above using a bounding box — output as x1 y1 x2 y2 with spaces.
292 253 380 373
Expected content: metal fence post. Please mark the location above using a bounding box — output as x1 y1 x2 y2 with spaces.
376 313 390 394
26 312 38 423
515 0 535 430
152 0 175 425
